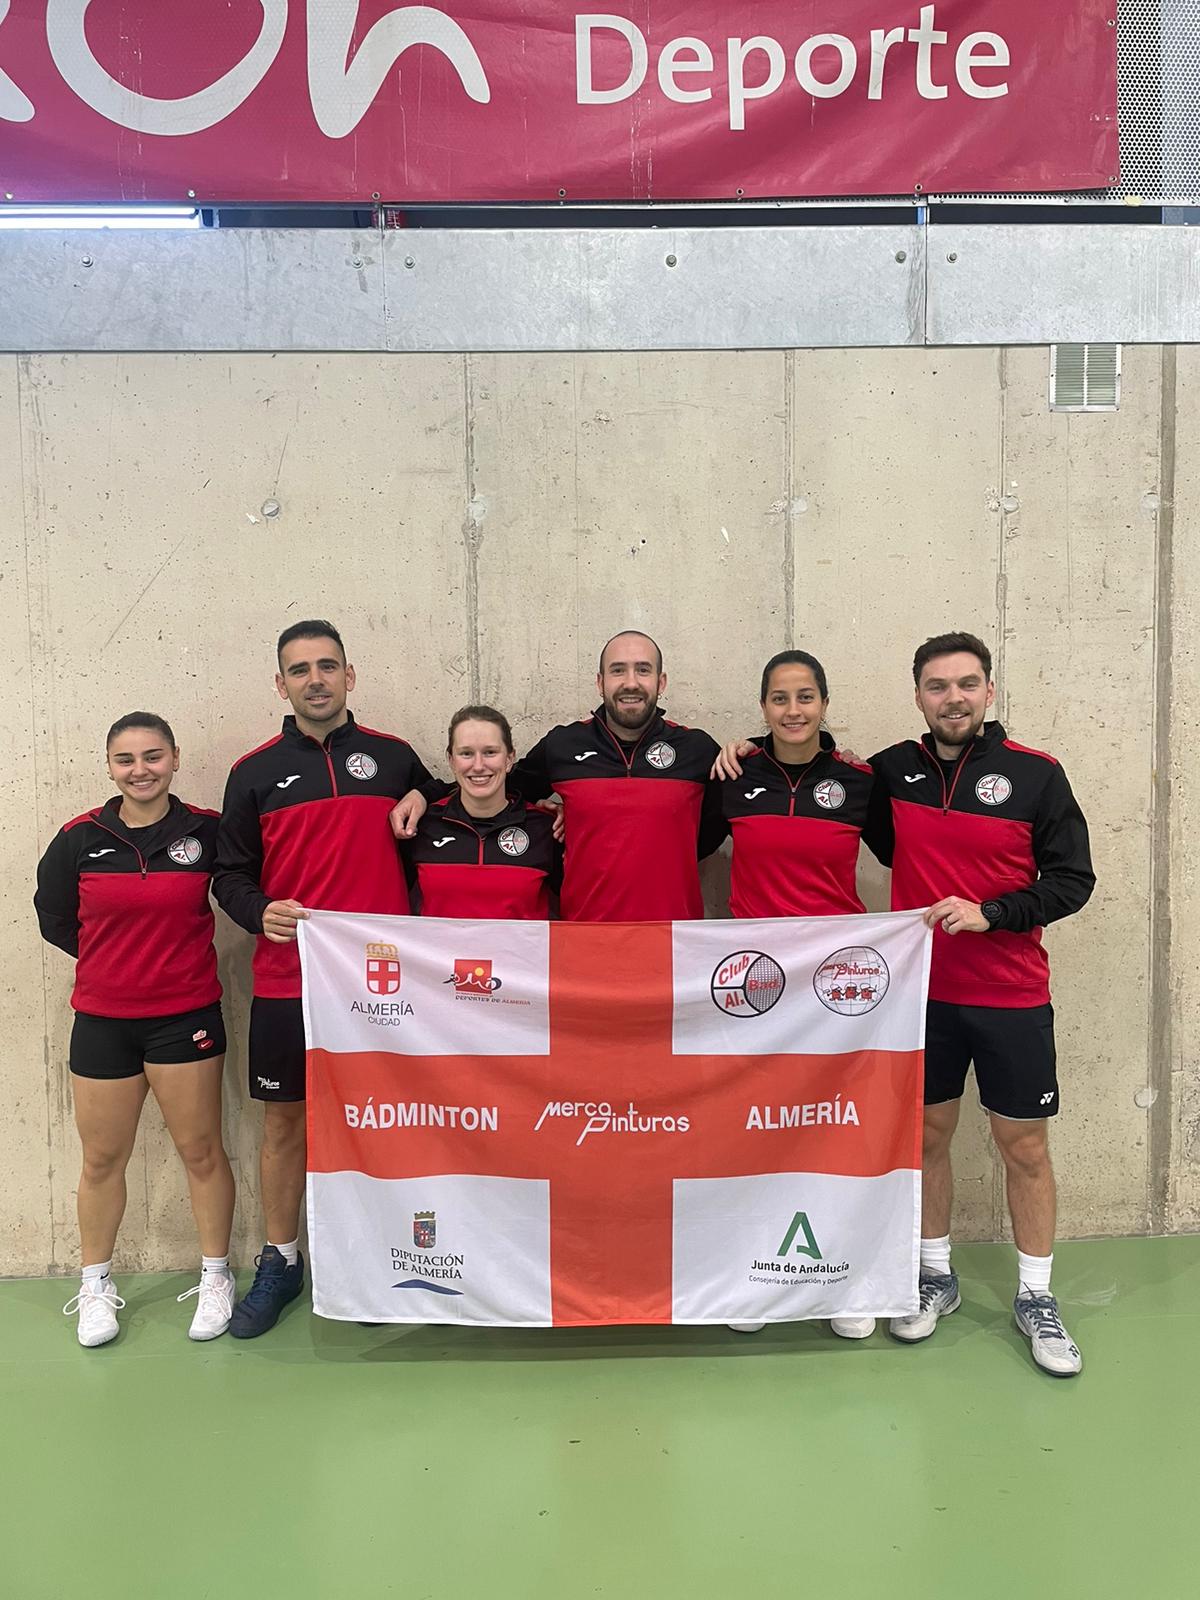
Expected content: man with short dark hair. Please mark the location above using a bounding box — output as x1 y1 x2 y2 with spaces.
868 632 1095 1375
214 621 431 1337
394 629 724 920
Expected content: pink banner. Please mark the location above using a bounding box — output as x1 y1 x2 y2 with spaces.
0 3 1118 204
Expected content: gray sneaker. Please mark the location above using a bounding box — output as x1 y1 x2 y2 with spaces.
1013 1291 1082 1377
888 1269 960 1342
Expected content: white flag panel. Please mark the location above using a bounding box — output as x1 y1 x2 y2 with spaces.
672 1170 920 1322
308 1171 553 1325
672 910 931 1057
299 910 550 1057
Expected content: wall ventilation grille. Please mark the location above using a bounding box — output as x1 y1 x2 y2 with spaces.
1051 344 1122 410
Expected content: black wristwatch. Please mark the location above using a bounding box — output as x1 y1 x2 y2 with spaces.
980 900 1005 930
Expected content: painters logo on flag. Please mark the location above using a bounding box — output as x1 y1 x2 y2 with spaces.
365 942 401 995
413 1211 436 1249
446 959 502 996
813 946 889 1015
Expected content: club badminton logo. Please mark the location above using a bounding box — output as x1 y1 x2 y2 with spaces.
813 779 846 810
167 836 202 865
975 773 1012 806
497 826 529 857
813 946 890 1015
711 951 786 1016
645 741 676 769
345 751 378 781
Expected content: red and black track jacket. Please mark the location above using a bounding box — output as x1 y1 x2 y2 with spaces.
495 707 723 922
410 794 560 920
214 713 431 999
718 733 878 917
869 721 1095 1007
35 794 221 1018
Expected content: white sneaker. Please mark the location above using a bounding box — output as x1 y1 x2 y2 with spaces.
727 1322 766 1333
1013 1291 1082 1377
889 1269 961 1342
63 1276 124 1347
830 1316 877 1339
178 1270 237 1341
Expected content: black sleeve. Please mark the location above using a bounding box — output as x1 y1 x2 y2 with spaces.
397 836 418 895
509 730 554 804
697 777 729 860
989 766 1095 933
861 766 895 867
407 747 434 791
212 768 270 936
34 829 80 957
417 776 455 804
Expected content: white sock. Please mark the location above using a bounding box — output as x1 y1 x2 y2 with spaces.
81 1260 112 1284
920 1236 952 1276
1017 1250 1053 1296
269 1239 299 1267
201 1255 231 1278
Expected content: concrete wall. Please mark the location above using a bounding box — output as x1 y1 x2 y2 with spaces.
2 345 1194 1275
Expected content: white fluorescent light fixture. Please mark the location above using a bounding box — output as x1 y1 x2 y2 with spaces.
0 205 201 229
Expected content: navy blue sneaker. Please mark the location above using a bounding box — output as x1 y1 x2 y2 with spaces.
228 1246 305 1339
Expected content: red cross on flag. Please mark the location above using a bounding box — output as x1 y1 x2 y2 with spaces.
300 909 931 1326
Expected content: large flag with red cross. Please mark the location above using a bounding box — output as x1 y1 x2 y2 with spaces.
300 909 931 1326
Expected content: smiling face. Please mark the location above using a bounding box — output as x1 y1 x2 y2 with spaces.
449 718 514 811
276 634 355 736
106 725 179 810
915 651 995 755
762 662 827 761
597 632 666 736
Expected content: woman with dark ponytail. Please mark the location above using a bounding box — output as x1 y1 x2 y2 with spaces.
35 714 236 1348
711 652 891 1342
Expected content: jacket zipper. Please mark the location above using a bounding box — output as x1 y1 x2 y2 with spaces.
920 742 973 815
440 814 486 865
761 747 825 819
595 715 653 775
90 817 153 878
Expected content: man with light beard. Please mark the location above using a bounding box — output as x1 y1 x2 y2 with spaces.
868 631 1095 1376
214 620 431 1337
393 630 724 920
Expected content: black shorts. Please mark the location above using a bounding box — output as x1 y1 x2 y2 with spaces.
70 1002 227 1080
925 1000 1058 1121
248 996 307 1103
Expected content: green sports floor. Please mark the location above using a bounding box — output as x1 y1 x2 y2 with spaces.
3 1237 1197 1600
